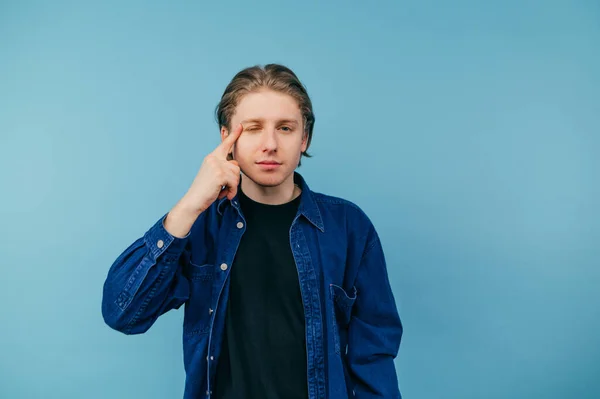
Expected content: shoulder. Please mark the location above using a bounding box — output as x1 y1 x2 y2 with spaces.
310 191 376 235
312 191 365 213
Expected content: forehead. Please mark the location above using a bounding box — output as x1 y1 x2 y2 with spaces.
232 89 301 121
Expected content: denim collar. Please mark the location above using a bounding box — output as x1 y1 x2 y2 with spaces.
217 171 324 232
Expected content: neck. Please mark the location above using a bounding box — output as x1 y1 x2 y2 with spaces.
240 173 301 205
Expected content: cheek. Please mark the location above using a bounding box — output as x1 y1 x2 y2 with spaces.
232 138 253 157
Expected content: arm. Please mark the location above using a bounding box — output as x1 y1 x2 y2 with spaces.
101 213 194 335
102 124 243 335
347 229 403 398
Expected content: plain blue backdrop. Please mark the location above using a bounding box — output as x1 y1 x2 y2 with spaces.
1 1 599 398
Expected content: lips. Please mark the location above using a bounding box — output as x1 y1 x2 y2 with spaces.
256 161 282 171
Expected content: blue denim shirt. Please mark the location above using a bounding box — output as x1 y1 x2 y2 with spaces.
102 172 403 398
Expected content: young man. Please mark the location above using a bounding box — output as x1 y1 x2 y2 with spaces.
102 64 403 399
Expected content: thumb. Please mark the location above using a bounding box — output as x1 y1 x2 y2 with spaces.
226 185 238 201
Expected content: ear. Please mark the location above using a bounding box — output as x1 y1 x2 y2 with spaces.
301 131 309 152
221 126 236 161
220 126 229 143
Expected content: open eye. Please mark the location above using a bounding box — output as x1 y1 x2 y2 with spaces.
280 126 292 132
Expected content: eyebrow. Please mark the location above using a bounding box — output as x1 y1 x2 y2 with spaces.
240 118 299 125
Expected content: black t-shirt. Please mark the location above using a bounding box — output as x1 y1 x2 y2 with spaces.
213 187 308 399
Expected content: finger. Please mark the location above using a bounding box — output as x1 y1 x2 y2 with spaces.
218 170 239 200
217 123 243 158
226 184 238 201
225 160 240 174
225 171 240 200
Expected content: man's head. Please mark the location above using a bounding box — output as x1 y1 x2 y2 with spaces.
215 64 315 188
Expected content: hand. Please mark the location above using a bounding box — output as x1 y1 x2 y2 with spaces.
180 123 243 214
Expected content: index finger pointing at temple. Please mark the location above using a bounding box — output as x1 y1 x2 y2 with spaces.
216 123 243 158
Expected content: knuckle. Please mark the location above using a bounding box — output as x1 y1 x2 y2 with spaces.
205 155 217 166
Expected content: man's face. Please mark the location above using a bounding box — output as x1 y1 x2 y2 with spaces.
223 89 308 187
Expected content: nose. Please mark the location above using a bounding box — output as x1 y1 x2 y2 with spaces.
261 128 278 152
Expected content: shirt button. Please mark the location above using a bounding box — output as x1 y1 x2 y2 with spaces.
210 356 214 360
208 308 213 314
220 263 228 271
157 240 164 248
236 222 244 229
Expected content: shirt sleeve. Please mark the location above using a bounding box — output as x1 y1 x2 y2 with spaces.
101 213 192 335
346 228 404 398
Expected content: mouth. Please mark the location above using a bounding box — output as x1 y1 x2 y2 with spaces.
256 161 282 170
256 161 282 165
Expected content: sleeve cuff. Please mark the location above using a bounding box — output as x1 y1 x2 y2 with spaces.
144 213 190 261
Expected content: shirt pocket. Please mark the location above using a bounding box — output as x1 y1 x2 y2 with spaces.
330 284 357 355
183 262 214 335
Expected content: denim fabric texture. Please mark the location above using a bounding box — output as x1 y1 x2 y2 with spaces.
102 172 403 398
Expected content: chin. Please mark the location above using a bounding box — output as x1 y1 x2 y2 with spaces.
252 174 286 187
244 166 291 187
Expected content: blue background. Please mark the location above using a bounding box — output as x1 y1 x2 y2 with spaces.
1 1 598 398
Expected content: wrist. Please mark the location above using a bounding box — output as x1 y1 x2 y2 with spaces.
164 201 202 238
176 196 206 218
